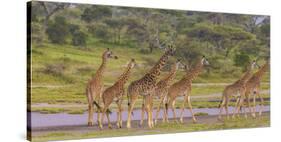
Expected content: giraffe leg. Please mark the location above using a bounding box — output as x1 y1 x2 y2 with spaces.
186 95 197 123
88 104 94 126
155 96 164 125
245 93 251 119
162 95 168 123
252 92 257 118
127 94 137 129
237 96 245 118
171 99 177 123
99 108 104 129
257 91 264 117
106 110 112 129
179 95 188 123
243 95 251 119
233 94 245 119
99 102 109 129
139 98 145 127
218 96 226 120
225 96 230 120
232 96 240 119
116 100 123 128
149 94 154 128
163 96 168 123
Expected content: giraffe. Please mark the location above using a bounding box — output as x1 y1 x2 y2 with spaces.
85 48 118 126
98 59 136 129
164 56 209 123
126 47 175 129
242 61 269 118
154 59 184 125
218 60 259 120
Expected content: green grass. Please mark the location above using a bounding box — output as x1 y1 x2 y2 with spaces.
30 42 270 112
32 115 270 142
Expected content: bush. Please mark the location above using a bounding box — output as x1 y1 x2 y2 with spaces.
89 23 111 41
46 16 69 44
72 30 87 46
234 52 250 70
69 24 80 35
43 63 66 76
31 22 44 43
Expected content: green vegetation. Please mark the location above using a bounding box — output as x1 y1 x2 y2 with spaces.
29 1 270 114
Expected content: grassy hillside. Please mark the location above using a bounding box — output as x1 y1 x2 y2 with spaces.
30 42 270 105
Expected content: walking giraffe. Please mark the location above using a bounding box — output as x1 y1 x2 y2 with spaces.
98 59 136 129
242 60 269 118
126 47 175 129
154 59 184 125
86 48 118 126
218 60 259 120
164 56 209 123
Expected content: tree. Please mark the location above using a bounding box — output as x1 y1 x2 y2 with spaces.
90 23 112 42
104 18 126 43
187 23 255 57
81 6 112 23
72 30 87 46
234 52 250 70
46 16 69 44
38 2 70 31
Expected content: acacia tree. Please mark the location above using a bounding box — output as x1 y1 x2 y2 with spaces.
38 2 70 31
187 23 255 57
104 18 126 44
81 5 112 23
126 9 177 53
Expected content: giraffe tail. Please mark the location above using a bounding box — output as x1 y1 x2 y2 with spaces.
106 109 112 114
218 100 223 108
93 101 101 112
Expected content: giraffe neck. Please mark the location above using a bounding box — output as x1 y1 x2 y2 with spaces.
184 61 203 81
94 57 107 79
145 52 170 80
115 65 133 86
162 63 178 84
252 62 269 80
236 67 253 85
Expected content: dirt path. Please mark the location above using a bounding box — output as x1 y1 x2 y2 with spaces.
29 105 269 128
31 111 270 136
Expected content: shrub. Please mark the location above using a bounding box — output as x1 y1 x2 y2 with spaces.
46 16 69 44
89 23 111 41
43 63 66 76
31 22 44 43
72 30 87 46
234 52 250 70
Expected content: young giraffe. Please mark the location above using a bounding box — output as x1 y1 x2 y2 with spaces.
126 47 175 129
218 60 258 120
164 56 209 123
154 59 183 125
98 59 136 129
85 48 118 126
242 61 269 118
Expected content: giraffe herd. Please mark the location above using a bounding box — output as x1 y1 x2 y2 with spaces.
86 47 269 129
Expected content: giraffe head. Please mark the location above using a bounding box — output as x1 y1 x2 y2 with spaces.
103 48 118 60
128 58 137 69
201 56 209 66
249 60 260 70
164 45 176 57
